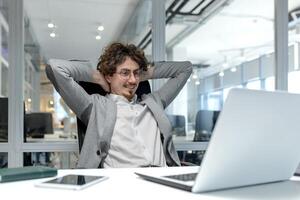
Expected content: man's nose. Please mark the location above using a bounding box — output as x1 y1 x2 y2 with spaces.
128 73 138 83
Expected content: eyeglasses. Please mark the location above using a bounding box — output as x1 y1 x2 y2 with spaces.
116 68 142 80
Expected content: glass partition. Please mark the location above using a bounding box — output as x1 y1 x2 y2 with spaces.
288 0 300 93
165 0 276 164
119 0 152 59
23 151 78 169
0 1 9 163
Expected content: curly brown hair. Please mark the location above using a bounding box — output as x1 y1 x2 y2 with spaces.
97 42 148 76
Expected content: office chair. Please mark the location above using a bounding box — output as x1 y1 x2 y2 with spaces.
76 81 195 167
167 114 186 136
76 80 151 152
193 110 220 142
183 110 221 165
166 114 199 165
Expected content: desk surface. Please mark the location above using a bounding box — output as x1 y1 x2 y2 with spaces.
1 166 300 200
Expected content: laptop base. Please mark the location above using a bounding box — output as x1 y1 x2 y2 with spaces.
135 172 192 192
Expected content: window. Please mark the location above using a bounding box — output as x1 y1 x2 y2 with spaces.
288 71 300 93
246 80 261 90
207 91 222 111
265 76 275 91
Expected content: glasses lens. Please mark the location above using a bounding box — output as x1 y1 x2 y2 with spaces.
117 69 141 79
133 69 141 78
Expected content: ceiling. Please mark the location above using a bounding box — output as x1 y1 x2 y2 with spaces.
24 0 300 78
177 0 274 64
24 0 139 66
171 0 300 77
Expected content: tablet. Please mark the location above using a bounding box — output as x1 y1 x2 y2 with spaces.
35 174 108 190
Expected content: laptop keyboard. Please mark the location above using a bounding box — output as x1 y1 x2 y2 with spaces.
164 173 197 182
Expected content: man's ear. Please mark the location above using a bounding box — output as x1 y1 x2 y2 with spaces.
105 75 112 83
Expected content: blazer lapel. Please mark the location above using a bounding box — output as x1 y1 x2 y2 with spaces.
142 97 172 138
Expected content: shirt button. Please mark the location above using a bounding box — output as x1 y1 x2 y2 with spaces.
96 150 100 156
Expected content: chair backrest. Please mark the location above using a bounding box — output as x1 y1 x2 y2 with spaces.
167 114 186 136
77 81 151 152
194 110 220 141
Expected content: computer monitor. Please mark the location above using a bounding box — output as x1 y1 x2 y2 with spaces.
0 98 8 142
24 112 54 138
194 110 220 141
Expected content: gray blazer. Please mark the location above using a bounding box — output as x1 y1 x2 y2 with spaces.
46 59 192 168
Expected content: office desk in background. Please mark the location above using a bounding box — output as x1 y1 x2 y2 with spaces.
1 166 300 200
173 134 209 151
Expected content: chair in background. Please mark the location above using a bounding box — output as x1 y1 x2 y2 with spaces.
183 110 220 165
167 114 186 136
193 110 220 142
76 82 195 167
0 98 8 143
166 114 188 163
77 81 151 152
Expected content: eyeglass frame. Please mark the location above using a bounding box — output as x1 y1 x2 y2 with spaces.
115 68 143 80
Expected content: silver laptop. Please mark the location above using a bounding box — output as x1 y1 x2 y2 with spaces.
135 88 300 193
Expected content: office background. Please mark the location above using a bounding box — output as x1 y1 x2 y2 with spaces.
0 0 298 168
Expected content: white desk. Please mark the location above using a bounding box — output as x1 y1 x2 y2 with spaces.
26 131 77 143
1 166 300 200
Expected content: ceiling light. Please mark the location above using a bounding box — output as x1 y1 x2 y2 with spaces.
96 35 101 40
230 67 237 72
192 74 198 79
97 25 104 31
50 32 56 38
219 71 224 77
27 98 32 103
195 80 200 85
48 22 54 28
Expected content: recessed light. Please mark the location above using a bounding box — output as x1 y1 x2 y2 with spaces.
97 25 104 31
96 35 101 40
50 32 56 38
48 22 54 28
230 67 237 72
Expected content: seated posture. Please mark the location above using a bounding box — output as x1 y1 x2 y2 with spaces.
46 42 192 168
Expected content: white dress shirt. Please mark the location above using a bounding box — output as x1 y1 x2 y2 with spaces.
103 94 167 168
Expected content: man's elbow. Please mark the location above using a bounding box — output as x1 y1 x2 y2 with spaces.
45 64 53 81
185 61 193 74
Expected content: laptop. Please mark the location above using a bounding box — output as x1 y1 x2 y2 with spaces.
135 88 300 193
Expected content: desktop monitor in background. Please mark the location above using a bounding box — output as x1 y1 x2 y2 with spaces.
24 112 54 139
194 110 220 141
0 98 8 142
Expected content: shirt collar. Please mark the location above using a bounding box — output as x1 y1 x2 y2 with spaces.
107 93 137 104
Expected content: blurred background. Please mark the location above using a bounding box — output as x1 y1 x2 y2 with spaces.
0 0 298 168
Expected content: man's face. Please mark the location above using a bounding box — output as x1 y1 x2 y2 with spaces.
105 57 140 101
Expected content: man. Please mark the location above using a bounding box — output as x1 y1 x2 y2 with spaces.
46 42 192 168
